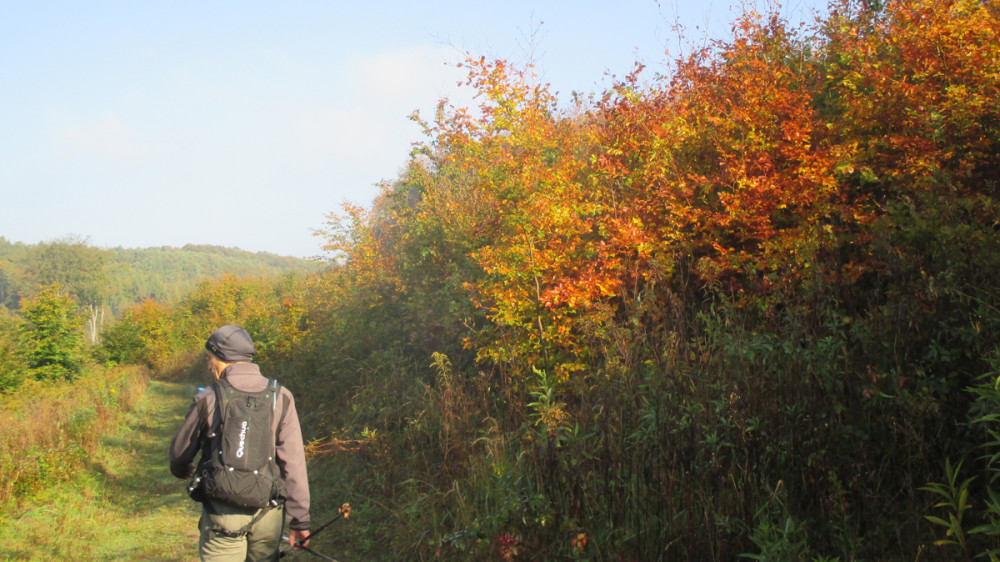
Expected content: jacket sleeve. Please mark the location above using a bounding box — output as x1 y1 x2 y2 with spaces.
169 390 211 479
276 388 311 531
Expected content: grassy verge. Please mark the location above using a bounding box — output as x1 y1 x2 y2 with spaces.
0 375 203 560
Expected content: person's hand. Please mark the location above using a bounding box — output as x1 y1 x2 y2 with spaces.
289 529 310 549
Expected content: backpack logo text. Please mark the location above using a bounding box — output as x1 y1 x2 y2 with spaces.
237 420 248 458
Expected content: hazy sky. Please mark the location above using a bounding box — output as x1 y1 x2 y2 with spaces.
1 0 831 258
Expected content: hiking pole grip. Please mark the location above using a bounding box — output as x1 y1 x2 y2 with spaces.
280 539 337 561
278 503 350 559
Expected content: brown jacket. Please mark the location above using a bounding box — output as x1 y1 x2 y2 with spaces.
169 362 310 530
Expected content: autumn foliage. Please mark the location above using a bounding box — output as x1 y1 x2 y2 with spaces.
94 0 1000 559
292 0 1000 558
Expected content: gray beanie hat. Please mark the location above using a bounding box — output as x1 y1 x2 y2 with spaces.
205 325 255 362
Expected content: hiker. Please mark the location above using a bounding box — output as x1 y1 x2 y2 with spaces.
170 325 311 561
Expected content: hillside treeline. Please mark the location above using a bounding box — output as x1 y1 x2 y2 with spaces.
101 0 1000 559
0 237 319 391
0 236 322 316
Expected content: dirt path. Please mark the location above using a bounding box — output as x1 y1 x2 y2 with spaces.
0 379 202 561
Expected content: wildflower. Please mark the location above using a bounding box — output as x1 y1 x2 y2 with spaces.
571 532 587 553
495 533 521 560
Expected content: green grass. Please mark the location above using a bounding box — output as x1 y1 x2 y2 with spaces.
0 379 202 561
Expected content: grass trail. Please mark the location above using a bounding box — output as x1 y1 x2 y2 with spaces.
0 379 202 561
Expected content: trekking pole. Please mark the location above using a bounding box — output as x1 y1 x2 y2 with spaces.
279 503 351 560
283 542 336 561
310 503 351 540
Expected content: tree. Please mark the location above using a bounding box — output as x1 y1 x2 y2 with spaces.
0 266 15 310
0 306 27 392
26 236 109 305
101 298 176 369
19 283 86 381
26 236 110 345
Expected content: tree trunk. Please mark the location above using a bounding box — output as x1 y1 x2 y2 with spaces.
87 304 104 346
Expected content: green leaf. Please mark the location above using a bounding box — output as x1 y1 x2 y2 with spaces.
924 515 951 528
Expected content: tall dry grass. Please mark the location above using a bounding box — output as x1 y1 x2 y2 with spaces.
0 364 149 507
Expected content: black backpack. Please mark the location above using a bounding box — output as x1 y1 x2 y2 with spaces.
188 377 287 509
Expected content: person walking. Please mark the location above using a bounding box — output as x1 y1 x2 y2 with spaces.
170 325 310 561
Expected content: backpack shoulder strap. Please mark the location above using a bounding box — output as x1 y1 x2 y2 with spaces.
211 380 232 429
199 381 225 460
215 377 233 406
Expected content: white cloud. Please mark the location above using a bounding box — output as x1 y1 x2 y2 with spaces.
273 44 479 195
348 44 473 112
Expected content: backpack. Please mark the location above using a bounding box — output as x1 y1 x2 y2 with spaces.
188 377 288 509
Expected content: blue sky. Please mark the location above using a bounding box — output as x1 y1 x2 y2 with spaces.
1 0 831 258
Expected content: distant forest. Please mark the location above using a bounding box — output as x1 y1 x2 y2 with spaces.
0 236 325 316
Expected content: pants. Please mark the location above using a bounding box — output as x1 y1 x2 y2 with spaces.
199 501 285 561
